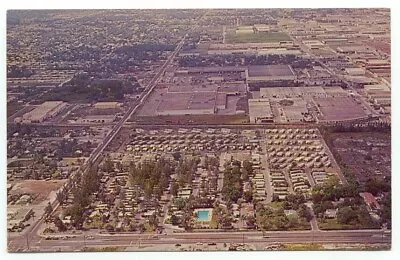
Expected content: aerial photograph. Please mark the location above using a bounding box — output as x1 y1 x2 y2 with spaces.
5 8 391 252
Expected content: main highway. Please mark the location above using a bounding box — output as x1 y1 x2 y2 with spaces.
12 229 390 252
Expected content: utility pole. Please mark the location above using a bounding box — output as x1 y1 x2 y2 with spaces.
26 234 29 251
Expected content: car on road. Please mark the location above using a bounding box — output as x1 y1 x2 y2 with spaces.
85 235 95 240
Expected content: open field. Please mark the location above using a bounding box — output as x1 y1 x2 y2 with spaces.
226 32 291 43
323 131 391 184
7 101 29 119
318 218 379 231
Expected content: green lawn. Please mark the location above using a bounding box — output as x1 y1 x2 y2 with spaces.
283 243 325 251
7 100 24 117
226 32 291 43
209 211 219 229
267 201 285 209
82 246 120 252
318 218 379 230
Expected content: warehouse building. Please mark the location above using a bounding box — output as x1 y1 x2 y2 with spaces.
155 92 217 116
313 97 367 122
260 86 327 98
246 65 296 83
345 67 366 76
94 102 122 109
20 101 67 123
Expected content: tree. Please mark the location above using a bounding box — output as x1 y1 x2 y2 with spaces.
285 193 306 210
102 156 114 173
222 166 243 203
298 205 313 222
242 160 253 176
172 151 181 161
149 213 159 228
181 212 194 231
56 191 67 205
243 190 253 203
105 223 115 232
44 202 53 217
219 214 233 229
171 181 179 197
174 198 186 211
170 215 180 225
337 206 358 225
379 192 391 229
246 215 256 228
272 194 280 202
364 178 390 196
66 203 85 229
54 217 67 232
128 221 137 232
138 223 146 233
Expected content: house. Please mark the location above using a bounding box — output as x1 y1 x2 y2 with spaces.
360 192 381 211
324 208 338 219
284 210 297 218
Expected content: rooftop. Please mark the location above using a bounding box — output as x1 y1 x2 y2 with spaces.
247 65 295 78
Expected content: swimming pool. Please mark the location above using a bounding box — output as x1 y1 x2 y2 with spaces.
195 209 212 221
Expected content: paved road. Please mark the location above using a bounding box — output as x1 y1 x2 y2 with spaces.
316 129 348 184
10 229 390 252
261 140 273 203
305 168 316 187
305 202 319 231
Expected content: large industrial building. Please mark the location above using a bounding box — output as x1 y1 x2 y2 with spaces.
19 101 67 123
94 102 122 109
246 65 297 83
260 86 348 99
313 97 368 122
155 92 217 116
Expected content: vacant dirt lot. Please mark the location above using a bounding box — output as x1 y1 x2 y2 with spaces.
11 180 67 203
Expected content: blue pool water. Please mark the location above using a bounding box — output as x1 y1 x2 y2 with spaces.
197 210 210 221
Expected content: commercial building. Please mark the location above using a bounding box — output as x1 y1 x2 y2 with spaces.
345 67 366 76
77 115 117 124
302 40 325 49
